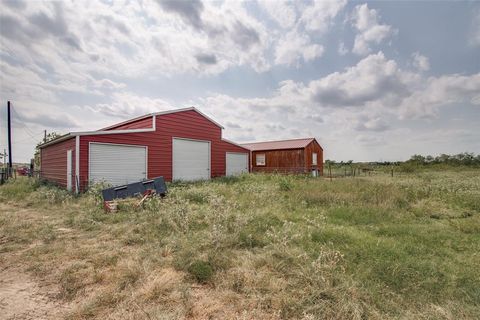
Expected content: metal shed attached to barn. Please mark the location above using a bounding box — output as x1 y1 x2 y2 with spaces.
241 138 323 175
39 108 250 192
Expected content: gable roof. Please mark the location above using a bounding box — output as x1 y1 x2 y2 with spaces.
100 107 224 131
39 107 223 148
241 138 318 151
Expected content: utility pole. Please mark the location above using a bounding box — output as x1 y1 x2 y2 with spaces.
7 101 12 177
44 130 47 143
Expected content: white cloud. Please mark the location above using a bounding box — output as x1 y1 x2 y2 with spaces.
301 0 347 33
306 52 480 119
265 0 346 67
0 0 272 80
398 73 480 119
308 52 415 108
274 30 324 66
1 1 478 162
411 52 430 71
89 92 173 118
199 52 480 144
354 116 389 132
351 4 394 55
258 0 296 29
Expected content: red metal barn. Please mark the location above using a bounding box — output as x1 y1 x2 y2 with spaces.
241 138 323 175
39 108 250 192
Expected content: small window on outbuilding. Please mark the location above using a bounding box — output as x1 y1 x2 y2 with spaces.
256 154 266 166
312 153 318 165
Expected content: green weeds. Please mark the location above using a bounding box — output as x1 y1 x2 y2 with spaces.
1 171 479 319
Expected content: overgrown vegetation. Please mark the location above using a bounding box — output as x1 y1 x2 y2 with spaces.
1 169 479 319
325 152 480 177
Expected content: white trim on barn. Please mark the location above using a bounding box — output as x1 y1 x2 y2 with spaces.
75 136 80 194
39 116 158 149
99 107 224 130
67 149 72 191
73 115 156 136
39 108 225 149
221 138 250 150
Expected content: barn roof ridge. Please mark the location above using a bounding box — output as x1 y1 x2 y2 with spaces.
100 107 224 131
241 137 315 145
39 107 224 148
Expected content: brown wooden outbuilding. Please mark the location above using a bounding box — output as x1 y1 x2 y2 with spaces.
241 138 323 175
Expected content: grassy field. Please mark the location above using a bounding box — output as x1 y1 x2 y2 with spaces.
0 169 479 319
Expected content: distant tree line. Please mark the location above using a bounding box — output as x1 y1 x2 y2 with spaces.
406 152 480 166
325 152 480 167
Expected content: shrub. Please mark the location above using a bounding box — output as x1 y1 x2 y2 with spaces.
187 260 214 283
0 177 40 200
279 178 293 191
85 181 112 206
238 231 265 248
36 186 72 204
215 175 241 184
397 163 417 173
183 190 208 204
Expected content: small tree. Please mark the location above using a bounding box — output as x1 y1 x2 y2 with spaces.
325 159 336 166
408 154 426 164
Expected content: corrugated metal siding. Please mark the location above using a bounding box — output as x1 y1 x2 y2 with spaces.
172 138 210 180
252 148 306 173
250 139 323 175
77 110 250 190
89 143 147 185
105 117 153 130
226 153 249 175
40 137 76 188
304 140 324 175
218 140 250 176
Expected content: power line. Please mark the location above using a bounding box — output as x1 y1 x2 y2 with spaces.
13 131 45 144
10 106 39 139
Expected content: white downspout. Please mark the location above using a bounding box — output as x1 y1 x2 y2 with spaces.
75 135 80 194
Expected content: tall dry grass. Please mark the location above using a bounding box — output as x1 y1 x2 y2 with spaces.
0 170 479 319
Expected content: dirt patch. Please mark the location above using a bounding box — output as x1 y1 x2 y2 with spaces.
0 268 69 320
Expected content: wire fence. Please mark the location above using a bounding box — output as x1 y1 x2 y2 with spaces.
0 167 14 184
0 166 39 185
322 164 414 179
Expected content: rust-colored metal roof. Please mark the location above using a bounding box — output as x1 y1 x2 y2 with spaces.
241 138 316 151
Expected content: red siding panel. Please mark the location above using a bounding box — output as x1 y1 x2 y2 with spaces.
304 140 324 175
76 110 249 191
250 139 324 175
104 117 153 130
218 140 251 176
40 138 76 188
252 148 305 173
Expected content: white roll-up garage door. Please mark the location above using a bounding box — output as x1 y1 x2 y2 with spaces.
173 138 210 181
226 152 248 176
89 143 147 186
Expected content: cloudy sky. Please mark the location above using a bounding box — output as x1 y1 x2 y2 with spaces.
1 0 479 162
